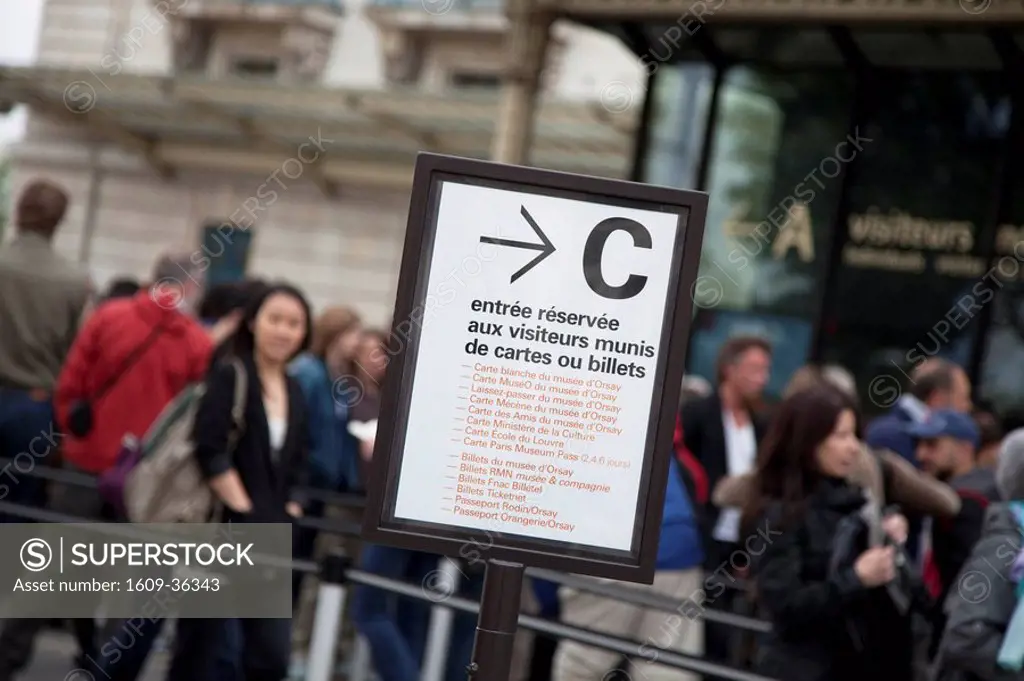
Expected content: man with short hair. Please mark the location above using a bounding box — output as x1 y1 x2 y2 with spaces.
680 335 771 665
54 253 216 477
866 358 972 465
866 359 972 565
0 180 93 517
682 336 772 527
910 409 998 658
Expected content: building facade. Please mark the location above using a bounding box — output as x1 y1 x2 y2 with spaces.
6 0 1024 418
0 0 640 324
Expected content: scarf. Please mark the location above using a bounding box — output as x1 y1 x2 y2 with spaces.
996 502 1024 671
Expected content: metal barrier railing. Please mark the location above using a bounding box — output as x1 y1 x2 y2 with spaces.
337 562 778 681
367 0 503 10
0 458 766 631
191 0 345 11
0 458 774 681
526 567 770 634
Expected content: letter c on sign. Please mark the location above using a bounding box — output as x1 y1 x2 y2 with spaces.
583 218 652 300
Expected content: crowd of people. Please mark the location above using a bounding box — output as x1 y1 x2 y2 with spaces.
4 176 1024 681
659 338 1023 681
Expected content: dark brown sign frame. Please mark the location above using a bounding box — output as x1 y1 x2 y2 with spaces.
362 152 708 584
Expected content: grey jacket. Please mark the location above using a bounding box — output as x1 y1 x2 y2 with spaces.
0 233 92 390
937 503 1024 681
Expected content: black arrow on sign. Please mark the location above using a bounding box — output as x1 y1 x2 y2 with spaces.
480 205 556 284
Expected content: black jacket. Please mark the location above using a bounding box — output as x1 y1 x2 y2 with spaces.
937 504 1022 681
930 467 1001 656
750 477 915 681
193 354 309 523
681 392 767 558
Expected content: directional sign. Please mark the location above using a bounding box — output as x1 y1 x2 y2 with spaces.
363 154 707 583
480 206 556 283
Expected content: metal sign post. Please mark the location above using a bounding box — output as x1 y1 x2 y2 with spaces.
362 153 709 681
468 560 525 681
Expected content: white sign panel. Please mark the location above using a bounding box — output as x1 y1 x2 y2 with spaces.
392 181 682 552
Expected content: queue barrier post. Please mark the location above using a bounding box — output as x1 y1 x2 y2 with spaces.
421 557 464 681
307 550 352 681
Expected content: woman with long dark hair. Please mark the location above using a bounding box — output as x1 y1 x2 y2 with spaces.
720 366 959 521
290 305 363 491
170 282 313 681
744 384 916 681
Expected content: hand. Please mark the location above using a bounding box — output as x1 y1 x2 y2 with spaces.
854 546 897 587
882 513 909 545
208 310 243 345
226 499 253 514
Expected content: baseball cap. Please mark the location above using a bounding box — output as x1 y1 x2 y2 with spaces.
907 409 981 448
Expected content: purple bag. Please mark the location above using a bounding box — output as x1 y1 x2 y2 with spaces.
97 436 142 518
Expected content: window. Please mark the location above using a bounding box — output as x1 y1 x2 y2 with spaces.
977 157 1024 419
450 72 501 89
642 64 715 191
230 57 279 79
820 72 1012 402
694 68 854 321
199 223 253 287
644 66 855 396
173 25 214 73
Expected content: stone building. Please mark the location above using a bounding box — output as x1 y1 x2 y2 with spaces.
0 0 640 323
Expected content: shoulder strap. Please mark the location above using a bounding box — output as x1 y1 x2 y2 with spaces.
959 488 992 510
93 323 167 401
864 447 885 505
226 358 247 449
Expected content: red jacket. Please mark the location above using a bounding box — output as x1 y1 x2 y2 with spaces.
56 291 212 473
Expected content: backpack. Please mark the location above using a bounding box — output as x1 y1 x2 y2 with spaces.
124 359 247 523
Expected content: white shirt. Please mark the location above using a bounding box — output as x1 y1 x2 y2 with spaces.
713 410 757 543
268 417 287 452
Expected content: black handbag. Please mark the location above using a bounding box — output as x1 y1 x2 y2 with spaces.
66 323 168 437
830 510 932 653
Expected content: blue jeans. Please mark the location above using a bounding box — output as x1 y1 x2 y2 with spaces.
168 619 244 681
353 545 438 681
402 551 436 665
0 389 55 521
